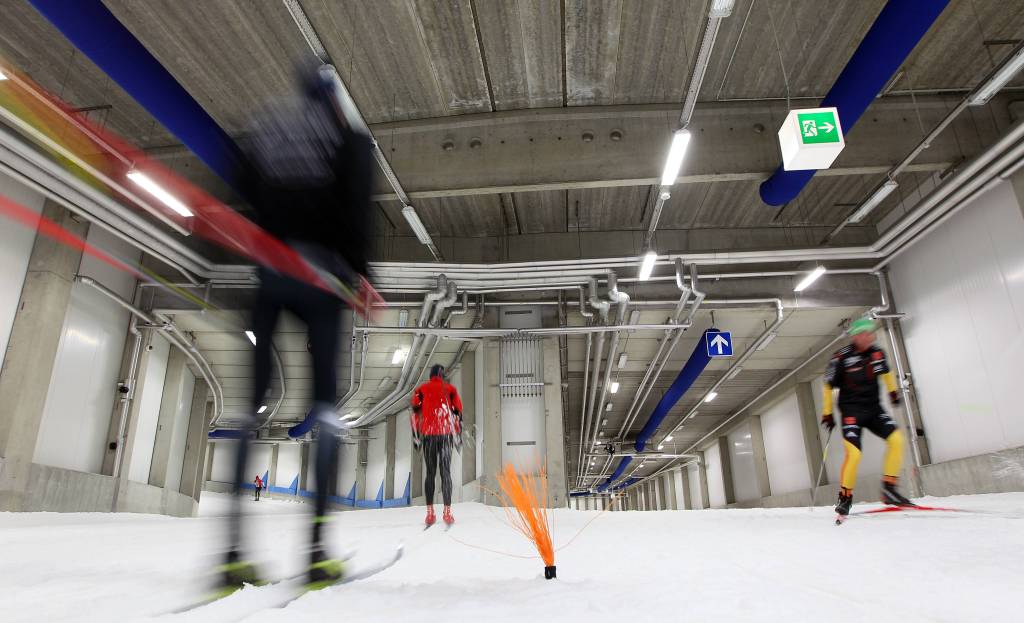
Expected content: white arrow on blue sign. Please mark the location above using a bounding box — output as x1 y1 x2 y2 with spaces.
705 331 733 357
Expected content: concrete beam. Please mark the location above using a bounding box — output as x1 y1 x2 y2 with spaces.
0 200 87 511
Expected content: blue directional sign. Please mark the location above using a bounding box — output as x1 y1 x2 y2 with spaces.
705 330 733 357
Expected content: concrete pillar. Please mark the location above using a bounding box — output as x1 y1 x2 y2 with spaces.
664 472 678 510
0 201 87 511
461 349 477 485
697 451 711 509
385 415 397 499
412 437 423 499
355 439 368 500
203 442 215 483
718 436 736 505
657 476 668 510
542 338 567 508
148 348 189 487
481 339 502 506
796 382 827 487
299 443 310 491
748 414 772 500
179 385 211 500
268 443 280 495
101 328 158 478
681 466 693 509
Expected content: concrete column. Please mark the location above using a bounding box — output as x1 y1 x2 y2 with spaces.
748 414 772 500
355 439 368 500
0 201 87 511
148 348 189 487
657 476 668 510
101 328 157 478
267 443 280 495
412 438 423 500
299 443 310 491
664 472 678 510
697 451 711 509
179 385 211 500
542 338 567 508
681 466 693 509
385 415 396 499
796 382 827 487
481 339 502 506
203 442 215 483
718 436 736 505
461 349 477 485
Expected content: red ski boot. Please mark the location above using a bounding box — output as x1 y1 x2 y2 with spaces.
443 505 455 525
425 506 436 526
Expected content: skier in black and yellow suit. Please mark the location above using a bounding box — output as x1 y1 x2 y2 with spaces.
822 317 913 517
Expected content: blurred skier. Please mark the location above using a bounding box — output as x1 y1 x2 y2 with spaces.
219 64 374 596
411 364 463 526
821 318 911 519
253 475 263 501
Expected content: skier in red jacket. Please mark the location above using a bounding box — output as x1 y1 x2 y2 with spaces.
253 475 263 501
411 364 463 526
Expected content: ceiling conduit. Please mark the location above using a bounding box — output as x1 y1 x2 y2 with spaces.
758 0 950 206
29 0 242 186
596 328 716 492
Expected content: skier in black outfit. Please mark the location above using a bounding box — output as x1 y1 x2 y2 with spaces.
218 64 374 596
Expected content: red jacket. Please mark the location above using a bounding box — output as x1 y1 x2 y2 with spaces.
254 476 263 488
411 376 463 436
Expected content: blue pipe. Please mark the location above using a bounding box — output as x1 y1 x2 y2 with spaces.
759 0 950 206
597 328 717 491
29 0 241 185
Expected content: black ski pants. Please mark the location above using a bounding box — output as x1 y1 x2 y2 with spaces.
422 435 454 507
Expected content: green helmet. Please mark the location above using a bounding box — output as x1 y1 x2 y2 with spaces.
848 317 877 336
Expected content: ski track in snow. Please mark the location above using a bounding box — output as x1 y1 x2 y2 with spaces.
1 492 1022 622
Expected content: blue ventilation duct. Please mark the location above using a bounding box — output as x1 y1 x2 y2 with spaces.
597 329 717 491
29 0 241 185
759 0 950 206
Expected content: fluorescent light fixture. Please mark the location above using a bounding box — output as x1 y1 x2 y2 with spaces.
657 444 665 451
0 69 8 81
256 405 267 414
849 180 898 223
968 45 1024 106
339 412 357 422
610 381 620 394
688 411 699 419
617 352 628 369
401 205 433 244
709 0 736 18
602 418 609 425
727 366 743 380
665 435 673 442
704 391 718 403
245 330 257 345
628 309 641 325
398 309 410 328
659 190 671 201
794 266 827 292
126 170 193 218
639 250 658 281
756 332 777 351
391 349 407 365
605 403 613 412
660 128 692 186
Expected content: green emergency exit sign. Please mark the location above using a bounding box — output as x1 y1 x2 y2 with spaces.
796 110 841 144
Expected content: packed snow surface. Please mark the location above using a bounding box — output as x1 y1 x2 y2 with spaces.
1 492 1023 622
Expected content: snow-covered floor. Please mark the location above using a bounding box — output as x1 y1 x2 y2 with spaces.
1 492 1023 622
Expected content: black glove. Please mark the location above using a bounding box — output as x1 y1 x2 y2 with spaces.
821 413 836 434
413 432 422 450
889 391 902 406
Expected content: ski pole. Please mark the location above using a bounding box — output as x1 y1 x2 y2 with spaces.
808 434 832 511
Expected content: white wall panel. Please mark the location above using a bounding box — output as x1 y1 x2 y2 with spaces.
0 171 44 360
127 335 170 483
760 393 811 495
395 411 413 497
687 464 703 509
891 181 1024 462
276 443 301 488
365 421 387 500
704 442 726 508
338 441 358 498
728 423 759 503
33 226 138 474
164 371 195 491
248 444 272 485
210 441 236 483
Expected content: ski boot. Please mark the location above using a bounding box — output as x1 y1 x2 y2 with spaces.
443 505 455 525
212 550 264 599
881 477 914 507
834 489 853 525
425 506 436 526
305 546 345 592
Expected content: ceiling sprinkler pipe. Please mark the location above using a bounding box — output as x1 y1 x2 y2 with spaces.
590 272 630 454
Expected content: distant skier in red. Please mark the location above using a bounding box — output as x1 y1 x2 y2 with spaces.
411 364 463 526
253 475 263 501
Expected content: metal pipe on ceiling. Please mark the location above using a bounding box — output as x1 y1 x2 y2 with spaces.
580 277 611 484
589 272 630 460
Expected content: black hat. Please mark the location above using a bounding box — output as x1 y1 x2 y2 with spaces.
430 364 445 379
